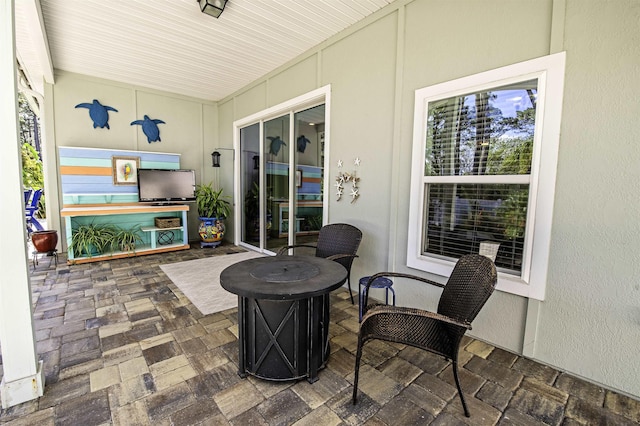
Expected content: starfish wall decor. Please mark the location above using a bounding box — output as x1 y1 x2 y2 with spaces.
335 158 361 203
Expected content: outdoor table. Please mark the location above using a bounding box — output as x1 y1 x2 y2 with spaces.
220 255 347 383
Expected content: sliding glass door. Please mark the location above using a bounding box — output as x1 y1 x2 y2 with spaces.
264 114 290 252
238 103 326 254
292 105 325 250
239 123 260 248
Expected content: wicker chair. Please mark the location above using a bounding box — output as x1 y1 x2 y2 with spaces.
352 254 497 417
276 223 362 304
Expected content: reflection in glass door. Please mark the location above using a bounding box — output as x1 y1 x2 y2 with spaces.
265 115 290 252
240 123 260 248
239 103 325 253
293 105 325 250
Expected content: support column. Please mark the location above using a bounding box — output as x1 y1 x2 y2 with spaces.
0 0 45 408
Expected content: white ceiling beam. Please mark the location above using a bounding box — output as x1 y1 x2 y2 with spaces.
21 0 54 85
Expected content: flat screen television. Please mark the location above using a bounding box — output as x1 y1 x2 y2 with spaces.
137 169 196 204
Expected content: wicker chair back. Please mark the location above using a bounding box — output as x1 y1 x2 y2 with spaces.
315 223 362 270
437 254 498 324
276 222 362 303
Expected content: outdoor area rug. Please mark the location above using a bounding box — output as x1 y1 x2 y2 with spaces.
160 251 264 315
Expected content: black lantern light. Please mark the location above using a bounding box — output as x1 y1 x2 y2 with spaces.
253 155 260 170
198 0 228 18
211 151 221 167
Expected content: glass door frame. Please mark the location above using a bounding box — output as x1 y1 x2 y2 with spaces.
233 85 331 254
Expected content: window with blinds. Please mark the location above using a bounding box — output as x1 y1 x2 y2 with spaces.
422 80 537 276
407 53 566 300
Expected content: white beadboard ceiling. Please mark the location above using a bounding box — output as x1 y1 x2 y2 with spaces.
15 0 397 101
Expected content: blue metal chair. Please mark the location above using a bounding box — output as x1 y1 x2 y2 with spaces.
24 189 33 206
25 189 44 234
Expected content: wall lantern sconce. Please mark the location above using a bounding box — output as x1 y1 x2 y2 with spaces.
198 0 228 18
211 151 221 167
211 148 234 167
253 155 260 170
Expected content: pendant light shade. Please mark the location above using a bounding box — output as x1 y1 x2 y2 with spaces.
198 0 228 18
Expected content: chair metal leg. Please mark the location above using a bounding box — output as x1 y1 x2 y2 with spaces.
347 275 354 304
452 360 470 417
352 336 364 404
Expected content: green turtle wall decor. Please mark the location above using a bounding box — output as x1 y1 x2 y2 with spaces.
131 115 166 143
75 99 118 129
267 136 286 155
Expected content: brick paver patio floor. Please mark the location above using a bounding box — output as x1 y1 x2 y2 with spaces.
1 245 639 425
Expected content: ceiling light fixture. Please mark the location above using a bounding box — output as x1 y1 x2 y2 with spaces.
198 0 228 18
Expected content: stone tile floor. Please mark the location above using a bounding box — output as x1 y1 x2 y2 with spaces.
1 245 639 425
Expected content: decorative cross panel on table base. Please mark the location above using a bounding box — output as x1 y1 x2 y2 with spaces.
239 295 330 383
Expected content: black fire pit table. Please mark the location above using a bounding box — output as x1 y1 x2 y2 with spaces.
220 255 347 383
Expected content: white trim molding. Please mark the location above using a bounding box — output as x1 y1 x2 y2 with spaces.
407 53 566 300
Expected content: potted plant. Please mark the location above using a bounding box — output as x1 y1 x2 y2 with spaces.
70 222 117 258
195 182 231 247
114 226 143 253
31 230 58 254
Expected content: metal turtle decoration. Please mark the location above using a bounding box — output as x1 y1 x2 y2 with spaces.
267 136 286 156
75 99 118 129
296 135 311 153
131 115 166 143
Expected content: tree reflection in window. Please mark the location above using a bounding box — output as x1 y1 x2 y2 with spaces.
423 80 537 274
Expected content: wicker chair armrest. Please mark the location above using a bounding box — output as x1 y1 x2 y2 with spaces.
362 304 471 330
326 253 359 262
361 272 446 310
276 244 317 256
364 272 445 289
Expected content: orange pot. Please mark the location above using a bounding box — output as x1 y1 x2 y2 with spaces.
31 230 58 253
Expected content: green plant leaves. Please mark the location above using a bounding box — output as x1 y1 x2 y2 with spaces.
195 182 231 219
71 222 143 257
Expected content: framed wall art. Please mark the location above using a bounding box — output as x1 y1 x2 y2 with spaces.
112 156 140 185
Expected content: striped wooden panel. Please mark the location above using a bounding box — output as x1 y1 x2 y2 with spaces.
59 165 112 176
58 147 181 205
265 161 322 195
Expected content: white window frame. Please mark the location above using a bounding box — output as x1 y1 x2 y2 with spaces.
233 85 332 251
407 53 566 301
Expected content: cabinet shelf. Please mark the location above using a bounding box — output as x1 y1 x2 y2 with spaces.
62 204 190 264
277 201 322 238
66 242 190 264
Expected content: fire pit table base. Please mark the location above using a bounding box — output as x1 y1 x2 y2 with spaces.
220 255 347 384
238 294 330 382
